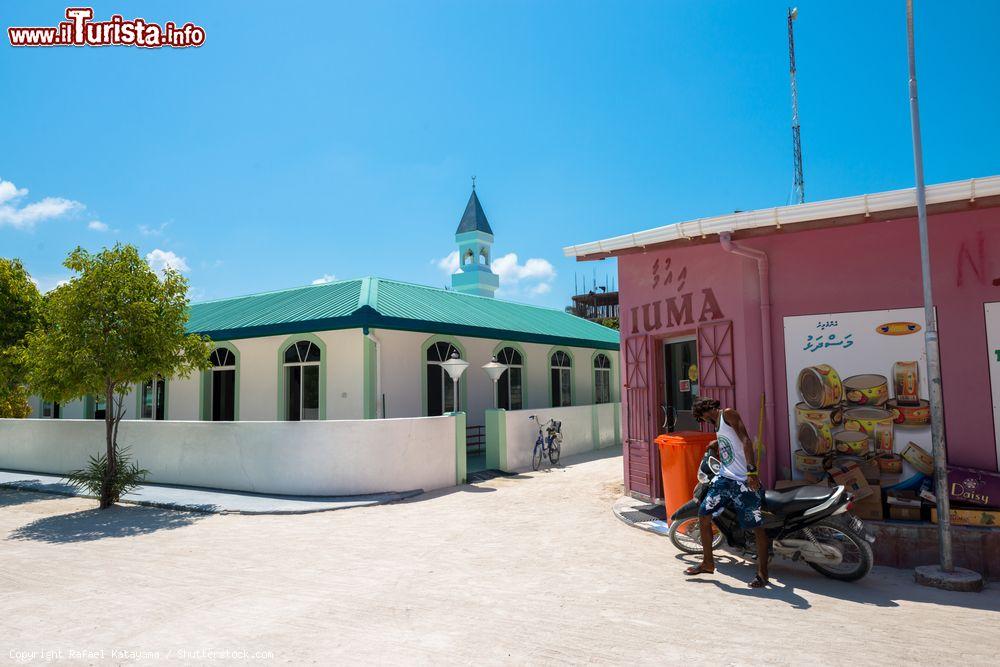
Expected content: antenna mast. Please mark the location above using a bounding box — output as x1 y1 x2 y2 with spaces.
788 7 805 204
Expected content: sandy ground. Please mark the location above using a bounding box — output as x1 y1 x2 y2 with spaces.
2 449 999 666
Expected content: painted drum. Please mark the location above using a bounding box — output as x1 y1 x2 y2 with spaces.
887 398 931 426
834 430 870 456
902 441 934 476
877 453 903 474
797 364 843 409
794 403 842 455
794 449 826 474
843 407 894 454
843 374 889 407
893 361 921 406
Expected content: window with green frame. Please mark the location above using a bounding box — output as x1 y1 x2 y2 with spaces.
594 353 612 404
550 350 572 407
283 340 321 420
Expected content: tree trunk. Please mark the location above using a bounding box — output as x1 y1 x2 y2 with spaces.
100 381 116 509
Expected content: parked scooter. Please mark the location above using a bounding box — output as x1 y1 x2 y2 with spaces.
668 451 875 581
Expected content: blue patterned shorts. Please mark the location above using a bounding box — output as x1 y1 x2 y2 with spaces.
698 476 765 528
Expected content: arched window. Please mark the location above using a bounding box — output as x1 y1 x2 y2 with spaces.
550 350 573 407
496 346 523 411
426 341 462 416
479 248 489 265
140 377 166 420
594 353 612 404
284 340 321 420
92 395 106 419
210 347 237 421
463 250 475 266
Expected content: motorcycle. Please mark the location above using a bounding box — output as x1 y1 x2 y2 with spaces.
668 451 875 581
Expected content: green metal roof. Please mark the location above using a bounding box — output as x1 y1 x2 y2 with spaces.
187 277 619 350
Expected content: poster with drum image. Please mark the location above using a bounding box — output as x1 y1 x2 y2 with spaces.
783 307 935 488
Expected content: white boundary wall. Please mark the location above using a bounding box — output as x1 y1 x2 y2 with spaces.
0 416 457 496
496 403 620 472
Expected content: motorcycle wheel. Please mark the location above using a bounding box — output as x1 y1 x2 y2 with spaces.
668 517 723 554
531 443 543 471
548 441 561 466
802 518 873 582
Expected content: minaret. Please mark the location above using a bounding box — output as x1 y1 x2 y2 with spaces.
451 179 499 298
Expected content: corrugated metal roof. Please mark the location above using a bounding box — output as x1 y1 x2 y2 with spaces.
187 277 619 350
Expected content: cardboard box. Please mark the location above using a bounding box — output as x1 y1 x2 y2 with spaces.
831 464 874 501
851 482 883 521
931 507 1000 527
948 466 1000 510
888 505 922 521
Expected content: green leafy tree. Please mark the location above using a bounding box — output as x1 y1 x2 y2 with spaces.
24 244 211 508
599 317 620 331
0 258 43 417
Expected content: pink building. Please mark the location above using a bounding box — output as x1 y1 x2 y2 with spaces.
566 176 1000 501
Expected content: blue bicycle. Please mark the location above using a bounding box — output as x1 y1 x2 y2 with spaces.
530 415 562 470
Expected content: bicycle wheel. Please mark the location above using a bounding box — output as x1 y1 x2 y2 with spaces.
532 443 543 471
548 440 561 466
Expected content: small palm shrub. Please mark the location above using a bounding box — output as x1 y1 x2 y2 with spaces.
66 444 149 506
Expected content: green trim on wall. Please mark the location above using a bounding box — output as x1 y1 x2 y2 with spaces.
451 411 467 484
276 333 328 421
591 404 600 451
491 340 528 409
193 315 619 351
546 346 577 408
420 334 468 417
200 341 241 421
485 408 507 470
83 395 94 419
363 335 377 419
614 404 621 446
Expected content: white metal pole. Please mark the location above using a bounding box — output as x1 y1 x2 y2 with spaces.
906 0 952 572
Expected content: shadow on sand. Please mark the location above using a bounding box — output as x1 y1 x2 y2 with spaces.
674 552 1000 612
8 503 206 544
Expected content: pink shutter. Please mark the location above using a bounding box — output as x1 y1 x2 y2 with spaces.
623 335 654 498
698 320 735 432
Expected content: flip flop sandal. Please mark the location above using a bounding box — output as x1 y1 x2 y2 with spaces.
684 564 715 576
749 575 769 589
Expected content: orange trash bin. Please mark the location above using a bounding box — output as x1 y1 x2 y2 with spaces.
656 431 716 523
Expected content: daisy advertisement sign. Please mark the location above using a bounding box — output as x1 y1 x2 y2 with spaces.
783 307 935 486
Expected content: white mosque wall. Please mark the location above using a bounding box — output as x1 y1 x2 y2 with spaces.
0 415 459 496
24 326 617 426
369 328 619 427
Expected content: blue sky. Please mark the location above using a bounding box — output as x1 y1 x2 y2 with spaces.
3 0 999 307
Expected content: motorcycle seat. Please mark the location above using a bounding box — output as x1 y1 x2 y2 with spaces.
763 485 838 515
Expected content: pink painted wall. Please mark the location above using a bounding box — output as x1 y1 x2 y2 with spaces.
618 206 1000 479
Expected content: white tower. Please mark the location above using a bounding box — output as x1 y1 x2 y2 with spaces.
451 183 499 298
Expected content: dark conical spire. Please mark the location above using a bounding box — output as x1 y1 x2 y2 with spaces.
455 189 494 235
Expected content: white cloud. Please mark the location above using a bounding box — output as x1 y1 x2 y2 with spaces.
88 220 109 232
0 179 28 205
312 274 337 285
433 250 556 300
146 249 190 275
492 253 556 284
435 251 460 275
0 178 84 230
139 221 169 237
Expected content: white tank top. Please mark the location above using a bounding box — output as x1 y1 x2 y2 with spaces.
716 409 748 481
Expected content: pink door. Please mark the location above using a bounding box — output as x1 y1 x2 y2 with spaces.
623 335 655 499
697 320 736 432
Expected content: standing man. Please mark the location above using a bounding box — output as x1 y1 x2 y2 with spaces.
683 397 771 589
